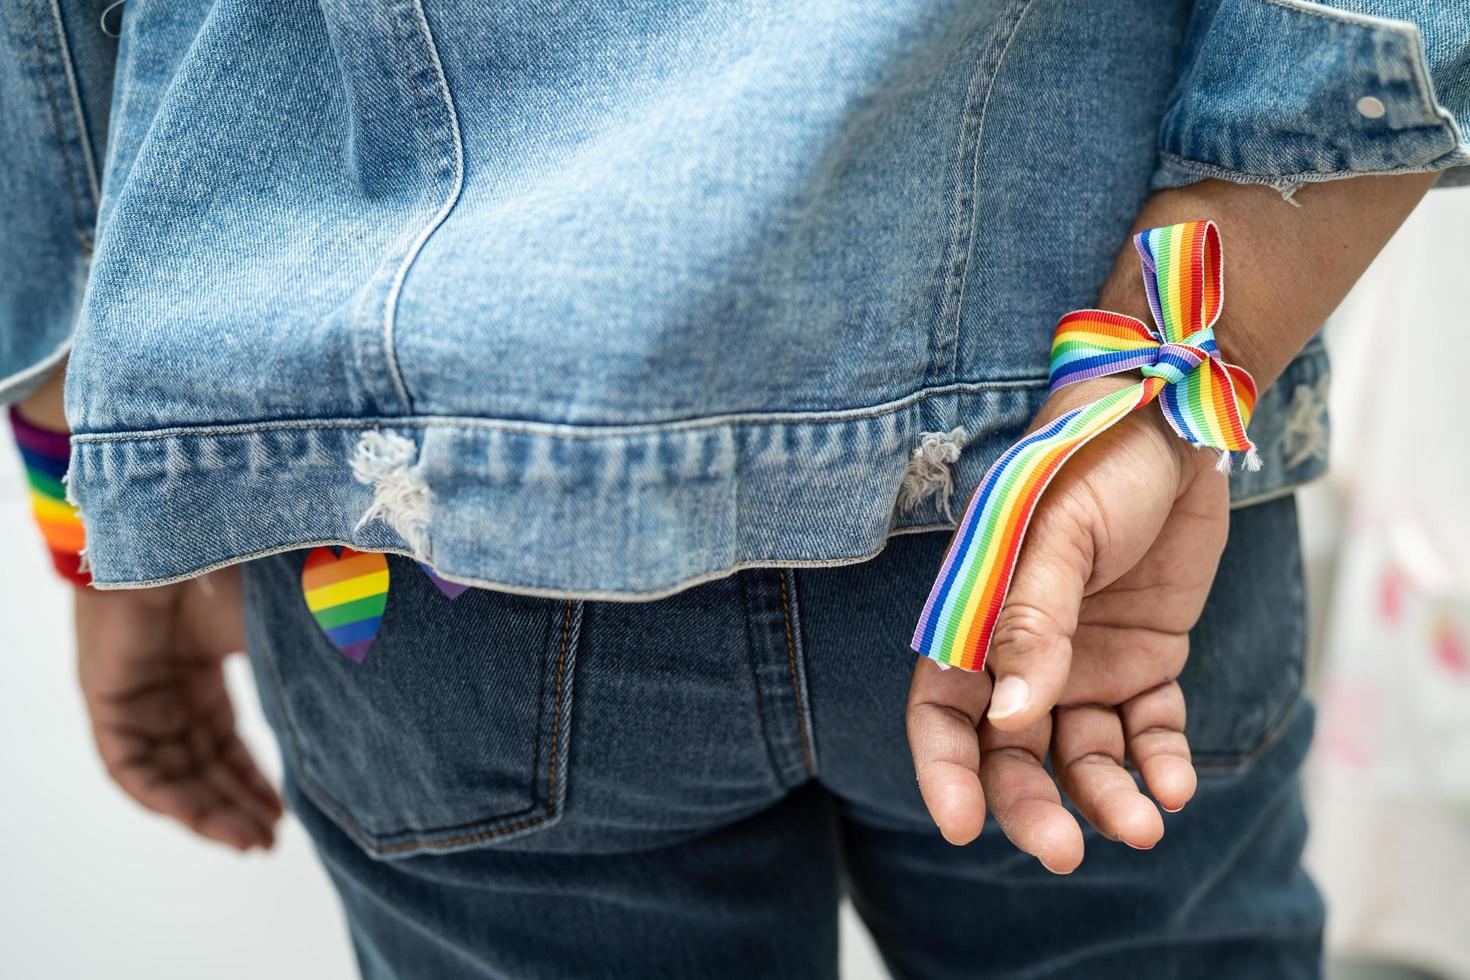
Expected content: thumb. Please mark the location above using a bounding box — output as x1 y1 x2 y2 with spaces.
983 485 1095 732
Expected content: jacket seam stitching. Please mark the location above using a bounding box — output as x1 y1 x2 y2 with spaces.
44 0 101 210
80 494 1314 597
929 26 992 385
941 0 1039 386
1227 481 1311 510
380 0 466 415
21 0 94 252
1156 148 1468 187
1265 0 1421 36
69 378 1056 442
386 3 433 137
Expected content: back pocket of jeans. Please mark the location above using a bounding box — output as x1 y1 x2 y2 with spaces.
245 551 579 858
1182 495 1307 771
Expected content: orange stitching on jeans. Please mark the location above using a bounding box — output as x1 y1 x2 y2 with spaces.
299 599 575 855
777 572 817 778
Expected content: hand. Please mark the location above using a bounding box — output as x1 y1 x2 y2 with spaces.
76 567 283 851
906 376 1227 872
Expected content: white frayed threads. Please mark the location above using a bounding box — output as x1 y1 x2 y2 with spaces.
61 468 79 508
1214 447 1264 474
350 430 432 559
65 468 89 572
899 427 966 520
1278 377 1330 469
1276 178 1306 207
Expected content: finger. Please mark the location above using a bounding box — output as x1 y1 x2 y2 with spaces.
1057 623 1188 706
220 735 285 819
190 716 281 844
978 715 1084 873
1121 681 1195 814
983 494 1092 731
171 781 270 851
95 725 274 850
93 725 193 788
199 696 282 834
1052 704 1163 850
201 684 285 819
907 658 992 845
200 755 280 848
194 804 271 852
107 755 263 852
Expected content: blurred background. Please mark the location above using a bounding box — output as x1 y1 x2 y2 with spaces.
2 191 1466 978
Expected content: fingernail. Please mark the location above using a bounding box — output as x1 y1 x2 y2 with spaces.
988 676 1030 720
1039 860 1073 876
1126 842 1155 851
1162 804 1184 814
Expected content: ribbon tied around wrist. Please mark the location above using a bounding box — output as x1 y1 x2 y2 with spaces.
911 220 1259 671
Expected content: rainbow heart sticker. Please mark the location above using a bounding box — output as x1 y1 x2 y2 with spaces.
302 547 390 663
419 562 470 600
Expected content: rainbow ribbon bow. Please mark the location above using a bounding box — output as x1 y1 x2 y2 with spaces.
912 220 1258 671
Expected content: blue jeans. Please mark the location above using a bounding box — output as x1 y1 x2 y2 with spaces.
244 496 1323 979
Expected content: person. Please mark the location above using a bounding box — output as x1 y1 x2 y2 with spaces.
3 1 1466 976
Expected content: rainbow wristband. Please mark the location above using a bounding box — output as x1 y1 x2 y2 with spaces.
912 220 1257 671
8 406 89 587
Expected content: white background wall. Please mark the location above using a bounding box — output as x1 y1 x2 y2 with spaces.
0 477 356 977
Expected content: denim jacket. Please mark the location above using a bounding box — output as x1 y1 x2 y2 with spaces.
3 0 1467 596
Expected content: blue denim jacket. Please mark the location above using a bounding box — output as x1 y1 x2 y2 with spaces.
3 0 1467 596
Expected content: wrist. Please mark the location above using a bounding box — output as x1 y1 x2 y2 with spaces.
1090 257 1272 386
1033 374 1195 485
15 362 69 433
1106 173 1436 391
9 405 89 587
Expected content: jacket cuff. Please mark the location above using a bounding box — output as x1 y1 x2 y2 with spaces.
1153 0 1470 195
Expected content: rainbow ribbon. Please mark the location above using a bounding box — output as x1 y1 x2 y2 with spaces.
912 221 1257 671
9 406 89 587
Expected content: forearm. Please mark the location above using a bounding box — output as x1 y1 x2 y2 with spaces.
1096 173 1439 390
